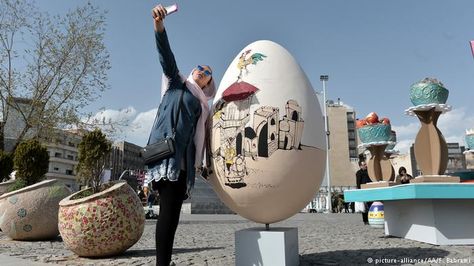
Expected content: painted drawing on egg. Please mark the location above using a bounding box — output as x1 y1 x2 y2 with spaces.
211 51 310 189
237 49 267 80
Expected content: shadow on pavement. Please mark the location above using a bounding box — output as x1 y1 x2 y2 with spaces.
118 247 225 258
300 247 450 265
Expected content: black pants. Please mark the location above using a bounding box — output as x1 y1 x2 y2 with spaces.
154 171 187 266
362 202 373 224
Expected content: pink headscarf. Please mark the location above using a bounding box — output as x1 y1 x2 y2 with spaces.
161 69 216 168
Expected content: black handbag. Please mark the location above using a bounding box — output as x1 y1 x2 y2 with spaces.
143 89 184 165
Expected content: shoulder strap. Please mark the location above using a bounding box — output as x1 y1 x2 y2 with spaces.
172 89 185 136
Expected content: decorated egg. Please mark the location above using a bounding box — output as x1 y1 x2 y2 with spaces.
365 112 379 124
208 40 326 224
368 201 384 229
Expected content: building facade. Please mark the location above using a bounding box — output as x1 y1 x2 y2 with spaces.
309 98 358 212
40 130 82 191
108 141 145 187
3 97 39 152
466 152 474 170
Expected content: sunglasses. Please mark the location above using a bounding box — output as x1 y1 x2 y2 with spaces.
197 65 212 77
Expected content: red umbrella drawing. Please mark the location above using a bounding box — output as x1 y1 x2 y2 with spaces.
222 81 259 102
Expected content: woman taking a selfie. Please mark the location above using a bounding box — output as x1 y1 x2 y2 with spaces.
145 4 216 265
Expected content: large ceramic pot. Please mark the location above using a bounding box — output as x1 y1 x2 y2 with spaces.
0 180 15 196
58 181 145 257
357 124 391 144
0 179 71 240
409 78 449 106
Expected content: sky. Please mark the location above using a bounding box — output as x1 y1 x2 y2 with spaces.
34 0 474 153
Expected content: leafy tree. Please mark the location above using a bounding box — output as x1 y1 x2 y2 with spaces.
76 128 111 194
0 0 111 151
11 139 49 190
0 150 14 182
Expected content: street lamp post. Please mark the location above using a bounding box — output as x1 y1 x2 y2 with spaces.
320 75 332 213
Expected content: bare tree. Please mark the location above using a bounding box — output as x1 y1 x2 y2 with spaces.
0 0 111 151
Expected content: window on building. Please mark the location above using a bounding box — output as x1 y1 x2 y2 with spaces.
55 152 62 158
347 121 355 129
349 149 357 158
67 155 74 160
54 167 59 171
348 131 356 139
346 112 354 121
66 169 74 175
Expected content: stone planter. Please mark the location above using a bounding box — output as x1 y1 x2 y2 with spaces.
0 179 71 240
0 180 15 196
58 181 145 257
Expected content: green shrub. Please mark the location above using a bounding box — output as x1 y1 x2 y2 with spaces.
0 151 14 182
76 129 111 194
8 179 28 192
13 139 49 189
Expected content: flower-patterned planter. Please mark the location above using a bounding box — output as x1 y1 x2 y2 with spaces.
357 124 391 144
58 181 145 257
0 180 15 197
0 179 71 240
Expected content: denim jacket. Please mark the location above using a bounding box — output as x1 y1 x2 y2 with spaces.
145 30 201 194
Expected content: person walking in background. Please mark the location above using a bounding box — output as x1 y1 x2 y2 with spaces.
396 166 413 184
145 4 216 265
356 161 372 225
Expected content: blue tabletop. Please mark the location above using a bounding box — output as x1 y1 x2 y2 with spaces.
344 183 474 202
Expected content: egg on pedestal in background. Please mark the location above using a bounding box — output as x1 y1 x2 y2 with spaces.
208 40 326 224
368 202 384 229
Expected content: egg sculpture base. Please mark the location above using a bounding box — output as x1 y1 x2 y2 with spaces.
407 107 459 183
361 144 397 189
235 227 299 266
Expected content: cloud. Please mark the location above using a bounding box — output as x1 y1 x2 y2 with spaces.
128 108 158 146
391 122 419 139
85 107 157 146
89 106 137 124
394 139 412 154
393 107 474 154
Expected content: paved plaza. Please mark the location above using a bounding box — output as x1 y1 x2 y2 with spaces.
0 213 473 265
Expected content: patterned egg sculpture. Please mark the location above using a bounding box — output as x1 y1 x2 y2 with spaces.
208 40 326 224
368 201 384 228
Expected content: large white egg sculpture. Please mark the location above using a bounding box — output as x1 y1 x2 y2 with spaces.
208 40 326 224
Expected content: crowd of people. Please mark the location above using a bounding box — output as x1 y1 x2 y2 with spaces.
137 186 159 219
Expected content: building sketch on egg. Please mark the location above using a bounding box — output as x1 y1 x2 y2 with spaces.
212 96 305 188
211 50 306 189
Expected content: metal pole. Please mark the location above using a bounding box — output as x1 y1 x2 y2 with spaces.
320 75 332 213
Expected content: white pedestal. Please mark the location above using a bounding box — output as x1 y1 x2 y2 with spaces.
384 199 474 245
235 227 299 266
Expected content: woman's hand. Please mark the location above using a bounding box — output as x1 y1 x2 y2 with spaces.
152 4 167 33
